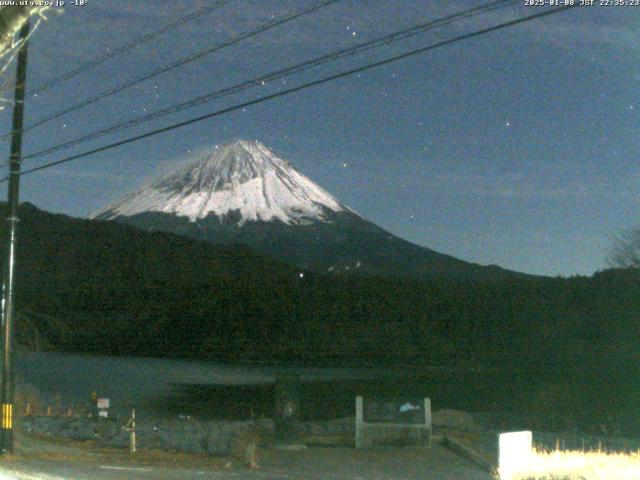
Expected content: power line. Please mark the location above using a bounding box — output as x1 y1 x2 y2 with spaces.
29 0 233 96
23 0 518 162
1 5 576 183
3 0 342 140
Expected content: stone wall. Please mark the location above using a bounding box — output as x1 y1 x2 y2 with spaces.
19 416 274 456
18 415 357 455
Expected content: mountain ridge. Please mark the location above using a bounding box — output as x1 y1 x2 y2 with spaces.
92 139 532 281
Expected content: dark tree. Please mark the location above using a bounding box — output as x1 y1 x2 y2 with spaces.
608 229 640 268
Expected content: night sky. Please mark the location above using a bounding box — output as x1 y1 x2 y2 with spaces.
0 0 637 277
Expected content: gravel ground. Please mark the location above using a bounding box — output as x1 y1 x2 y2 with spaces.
0 447 493 480
256 445 493 480
0 432 493 480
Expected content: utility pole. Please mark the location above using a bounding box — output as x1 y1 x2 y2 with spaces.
1 18 30 455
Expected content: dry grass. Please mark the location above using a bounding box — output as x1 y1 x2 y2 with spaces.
504 448 640 480
10 432 230 470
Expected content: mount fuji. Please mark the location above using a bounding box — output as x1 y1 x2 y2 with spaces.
91 140 522 281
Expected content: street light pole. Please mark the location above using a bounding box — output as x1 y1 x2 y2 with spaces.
1 18 30 455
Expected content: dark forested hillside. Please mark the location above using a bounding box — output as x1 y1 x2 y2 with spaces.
0 202 637 376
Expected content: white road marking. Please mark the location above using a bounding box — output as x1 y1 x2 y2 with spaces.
98 465 152 472
0 468 66 480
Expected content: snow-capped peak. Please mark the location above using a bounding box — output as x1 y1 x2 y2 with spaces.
90 140 347 225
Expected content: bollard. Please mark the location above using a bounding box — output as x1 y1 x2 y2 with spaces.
498 431 532 480
123 409 137 453
24 402 30 416
46 405 51 416
131 409 136 453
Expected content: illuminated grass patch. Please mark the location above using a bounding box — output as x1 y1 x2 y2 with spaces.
503 448 640 480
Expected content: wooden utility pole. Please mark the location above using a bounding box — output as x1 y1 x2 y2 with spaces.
1 17 30 455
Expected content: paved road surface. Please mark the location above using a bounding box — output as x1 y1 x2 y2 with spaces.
0 445 492 480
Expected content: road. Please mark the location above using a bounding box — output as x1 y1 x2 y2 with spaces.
0 445 493 480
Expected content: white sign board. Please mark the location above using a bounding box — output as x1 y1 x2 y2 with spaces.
499 431 532 480
98 410 108 418
355 396 431 448
97 398 110 409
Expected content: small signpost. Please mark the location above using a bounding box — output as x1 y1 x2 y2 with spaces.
355 395 431 448
97 398 110 418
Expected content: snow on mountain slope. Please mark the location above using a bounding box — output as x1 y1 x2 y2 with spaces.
90 140 347 225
